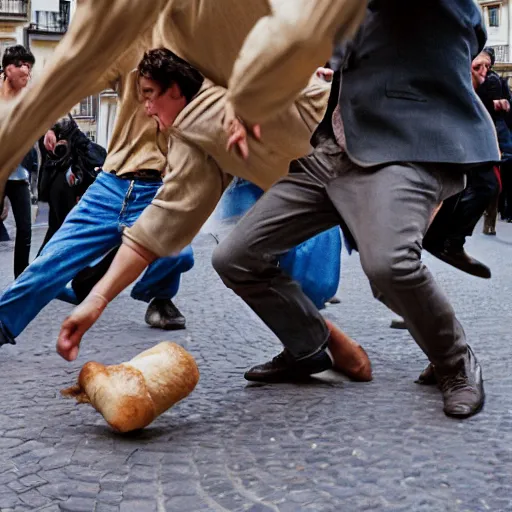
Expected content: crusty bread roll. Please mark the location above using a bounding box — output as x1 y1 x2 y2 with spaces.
61 342 199 432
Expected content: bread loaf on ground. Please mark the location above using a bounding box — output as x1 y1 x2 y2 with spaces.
61 342 199 432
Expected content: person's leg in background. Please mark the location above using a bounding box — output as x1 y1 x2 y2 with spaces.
38 171 79 255
4 180 32 278
131 245 195 330
0 197 10 241
499 159 512 222
424 164 498 278
483 176 500 235
0 220 9 242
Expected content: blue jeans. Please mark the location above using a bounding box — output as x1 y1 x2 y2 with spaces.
0 172 194 342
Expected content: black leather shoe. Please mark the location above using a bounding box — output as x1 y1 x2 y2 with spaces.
244 348 333 383
415 363 437 385
437 346 485 419
425 246 491 279
390 318 407 330
145 298 186 330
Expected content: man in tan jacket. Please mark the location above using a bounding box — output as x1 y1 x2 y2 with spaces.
0 0 365 194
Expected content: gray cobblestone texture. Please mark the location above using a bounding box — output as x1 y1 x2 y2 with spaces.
0 218 511 511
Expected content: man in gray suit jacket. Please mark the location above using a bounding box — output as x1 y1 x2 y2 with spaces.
213 0 500 418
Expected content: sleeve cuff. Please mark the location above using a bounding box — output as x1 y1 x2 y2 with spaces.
122 203 176 259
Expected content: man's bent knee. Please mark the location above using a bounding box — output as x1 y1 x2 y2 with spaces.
361 248 424 290
212 237 259 289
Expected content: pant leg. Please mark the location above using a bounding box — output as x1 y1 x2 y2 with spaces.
444 165 498 248
0 220 9 242
0 173 123 341
5 181 32 278
423 192 460 249
213 149 342 359
501 160 512 219
39 205 59 257
484 193 499 233
131 245 195 302
325 156 467 371
0 0 162 193
39 172 80 255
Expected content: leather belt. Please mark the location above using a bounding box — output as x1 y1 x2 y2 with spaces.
107 169 161 181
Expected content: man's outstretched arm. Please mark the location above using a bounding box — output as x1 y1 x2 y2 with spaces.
57 240 157 361
226 0 366 126
0 0 163 193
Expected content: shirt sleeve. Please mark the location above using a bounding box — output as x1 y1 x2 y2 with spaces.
226 0 366 125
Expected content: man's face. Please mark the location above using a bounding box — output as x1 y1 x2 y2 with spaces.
471 53 491 90
4 61 32 91
139 76 184 130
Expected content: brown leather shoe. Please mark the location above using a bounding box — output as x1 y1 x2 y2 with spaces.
325 319 372 382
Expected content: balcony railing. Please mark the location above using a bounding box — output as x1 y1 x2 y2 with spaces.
71 95 98 119
31 2 70 33
0 0 28 17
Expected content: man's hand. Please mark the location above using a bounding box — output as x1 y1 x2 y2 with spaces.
316 67 334 82
44 130 57 153
494 99 511 112
56 292 108 361
224 101 260 160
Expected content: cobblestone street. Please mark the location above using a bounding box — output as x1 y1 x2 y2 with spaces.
0 217 512 512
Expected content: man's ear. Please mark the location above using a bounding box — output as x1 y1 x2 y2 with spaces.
169 82 183 100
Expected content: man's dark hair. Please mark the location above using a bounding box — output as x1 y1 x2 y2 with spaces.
138 48 204 103
2 45 35 71
483 46 496 67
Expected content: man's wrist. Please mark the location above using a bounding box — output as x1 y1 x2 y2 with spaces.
88 291 109 311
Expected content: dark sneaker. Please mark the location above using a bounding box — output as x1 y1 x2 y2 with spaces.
145 298 186 330
437 347 484 419
244 348 333 383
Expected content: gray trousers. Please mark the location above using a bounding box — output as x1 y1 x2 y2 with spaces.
213 137 468 372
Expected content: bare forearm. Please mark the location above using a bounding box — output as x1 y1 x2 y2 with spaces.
90 241 158 303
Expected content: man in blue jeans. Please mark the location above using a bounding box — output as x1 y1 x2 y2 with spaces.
0 32 194 348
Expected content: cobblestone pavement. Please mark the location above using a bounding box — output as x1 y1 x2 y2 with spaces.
0 217 512 512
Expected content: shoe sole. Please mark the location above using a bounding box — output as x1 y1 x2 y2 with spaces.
244 373 314 383
432 254 491 279
147 323 186 331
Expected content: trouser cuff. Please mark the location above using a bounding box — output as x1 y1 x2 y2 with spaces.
0 321 16 346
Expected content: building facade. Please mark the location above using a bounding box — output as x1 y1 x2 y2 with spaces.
479 0 511 62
